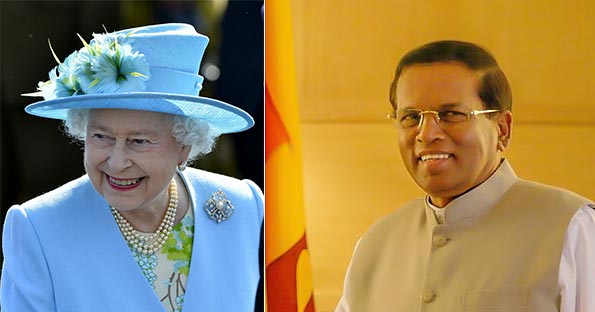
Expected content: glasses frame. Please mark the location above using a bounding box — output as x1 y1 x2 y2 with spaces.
387 109 500 129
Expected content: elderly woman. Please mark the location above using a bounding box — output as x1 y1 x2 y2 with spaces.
1 24 263 312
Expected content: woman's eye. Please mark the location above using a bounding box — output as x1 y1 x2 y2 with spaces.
129 139 155 151
131 139 147 145
89 133 113 146
92 133 109 141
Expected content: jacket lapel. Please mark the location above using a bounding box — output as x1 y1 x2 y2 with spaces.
75 182 165 311
180 170 259 312
179 172 204 312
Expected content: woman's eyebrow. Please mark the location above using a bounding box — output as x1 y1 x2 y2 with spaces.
87 122 109 132
87 123 159 136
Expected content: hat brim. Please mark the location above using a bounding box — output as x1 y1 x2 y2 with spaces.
24 92 254 134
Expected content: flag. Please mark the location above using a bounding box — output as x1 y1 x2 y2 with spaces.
265 1 316 311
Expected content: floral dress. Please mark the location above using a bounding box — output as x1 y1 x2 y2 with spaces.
129 206 194 312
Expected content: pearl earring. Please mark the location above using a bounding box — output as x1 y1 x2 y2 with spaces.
178 162 187 171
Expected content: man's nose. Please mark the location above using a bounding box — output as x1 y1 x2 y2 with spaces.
416 112 444 143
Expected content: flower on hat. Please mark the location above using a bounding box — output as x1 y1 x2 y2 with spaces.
37 51 82 99
35 30 150 100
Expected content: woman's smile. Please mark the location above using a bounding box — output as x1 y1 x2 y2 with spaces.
106 175 145 190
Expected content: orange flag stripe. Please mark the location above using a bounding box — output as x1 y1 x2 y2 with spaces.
265 0 317 310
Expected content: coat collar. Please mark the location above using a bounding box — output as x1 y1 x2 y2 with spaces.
424 159 518 225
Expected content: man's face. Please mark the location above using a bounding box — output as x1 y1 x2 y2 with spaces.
394 62 511 207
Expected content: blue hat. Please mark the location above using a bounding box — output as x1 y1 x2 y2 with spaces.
24 23 254 134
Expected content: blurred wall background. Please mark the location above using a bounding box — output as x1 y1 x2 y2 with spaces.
290 1 595 311
0 1 263 310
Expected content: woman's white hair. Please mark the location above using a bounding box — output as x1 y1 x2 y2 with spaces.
64 109 219 163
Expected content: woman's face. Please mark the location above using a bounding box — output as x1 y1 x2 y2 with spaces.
84 109 189 213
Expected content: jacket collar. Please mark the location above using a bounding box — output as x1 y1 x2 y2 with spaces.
424 159 518 225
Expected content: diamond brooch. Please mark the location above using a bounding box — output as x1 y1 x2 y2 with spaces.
204 189 234 223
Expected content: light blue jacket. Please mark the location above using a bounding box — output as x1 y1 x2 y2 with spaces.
1 168 263 312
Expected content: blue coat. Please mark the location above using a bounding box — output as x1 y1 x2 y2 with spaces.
1 168 263 312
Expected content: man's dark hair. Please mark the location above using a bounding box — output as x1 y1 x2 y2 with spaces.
389 40 512 112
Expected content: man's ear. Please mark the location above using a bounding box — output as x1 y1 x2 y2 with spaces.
497 110 512 151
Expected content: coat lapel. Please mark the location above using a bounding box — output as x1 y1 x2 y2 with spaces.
180 170 260 312
179 172 204 312
75 182 165 311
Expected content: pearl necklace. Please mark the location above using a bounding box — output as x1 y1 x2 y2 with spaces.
111 179 178 255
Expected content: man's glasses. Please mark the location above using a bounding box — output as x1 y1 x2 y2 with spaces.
387 108 500 128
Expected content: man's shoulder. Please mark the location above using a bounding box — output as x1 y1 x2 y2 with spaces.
360 198 425 240
347 198 425 265
512 178 592 207
377 197 425 224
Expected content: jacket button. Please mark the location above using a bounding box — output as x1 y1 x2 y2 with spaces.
432 234 448 247
421 289 435 303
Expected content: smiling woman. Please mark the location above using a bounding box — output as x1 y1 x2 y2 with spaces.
1 24 263 312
